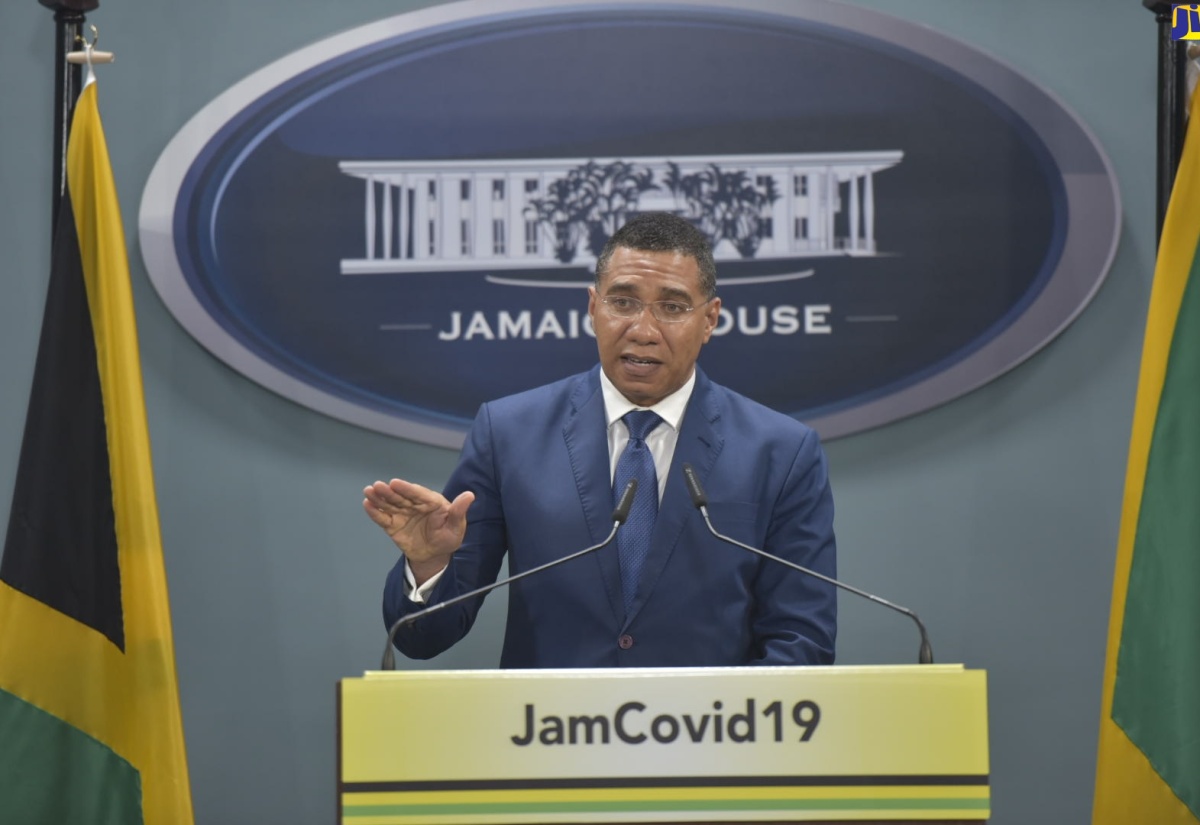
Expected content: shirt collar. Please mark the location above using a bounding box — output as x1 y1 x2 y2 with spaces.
599 368 695 433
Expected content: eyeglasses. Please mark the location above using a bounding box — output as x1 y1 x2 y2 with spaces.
599 295 709 324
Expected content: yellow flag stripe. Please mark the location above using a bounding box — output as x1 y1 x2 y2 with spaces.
0 581 135 746
67 81 195 825
1093 81 1200 825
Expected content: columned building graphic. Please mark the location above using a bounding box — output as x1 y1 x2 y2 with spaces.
338 152 903 274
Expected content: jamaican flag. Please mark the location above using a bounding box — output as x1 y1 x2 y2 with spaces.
1092 83 1200 823
0 80 193 824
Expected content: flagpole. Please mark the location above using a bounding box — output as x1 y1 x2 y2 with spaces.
1144 0 1188 243
38 0 99 236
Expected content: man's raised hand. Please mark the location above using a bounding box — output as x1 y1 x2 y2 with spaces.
363 479 475 584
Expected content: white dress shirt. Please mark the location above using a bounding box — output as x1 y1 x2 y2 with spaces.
598 368 694 503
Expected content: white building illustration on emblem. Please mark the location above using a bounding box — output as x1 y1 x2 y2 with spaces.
339 152 902 274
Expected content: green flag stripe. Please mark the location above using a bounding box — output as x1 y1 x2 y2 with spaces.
0 689 142 824
1111 243 1200 816
0 181 123 651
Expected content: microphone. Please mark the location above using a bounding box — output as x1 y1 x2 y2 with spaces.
380 479 639 670
681 463 934 665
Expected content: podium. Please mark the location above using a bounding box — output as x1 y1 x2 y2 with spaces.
338 665 988 824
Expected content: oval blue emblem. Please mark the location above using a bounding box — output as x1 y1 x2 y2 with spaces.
139 0 1119 447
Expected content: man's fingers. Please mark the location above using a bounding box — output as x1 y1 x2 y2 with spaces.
363 483 394 508
362 497 392 527
364 478 447 514
387 477 434 498
364 479 471 550
387 478 453 511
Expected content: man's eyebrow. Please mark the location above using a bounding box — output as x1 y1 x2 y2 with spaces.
602 280 639 295
656 286 695 302
602 280 697 302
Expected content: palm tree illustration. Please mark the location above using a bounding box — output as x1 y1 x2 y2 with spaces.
664 162 779 258
581 161 658 256
525 167 595 263
526 160 657 263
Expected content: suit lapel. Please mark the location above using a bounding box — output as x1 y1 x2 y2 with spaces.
562 367 625 625
625 369 724 627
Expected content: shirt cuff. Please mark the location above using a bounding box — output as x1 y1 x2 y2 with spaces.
404 559 447 604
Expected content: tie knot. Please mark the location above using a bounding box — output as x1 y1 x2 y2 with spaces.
623 410 662 442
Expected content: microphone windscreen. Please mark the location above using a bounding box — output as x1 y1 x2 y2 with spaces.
612 478 638 523
682 463 708 508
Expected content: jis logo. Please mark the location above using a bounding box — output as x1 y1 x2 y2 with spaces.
139 0 1120 447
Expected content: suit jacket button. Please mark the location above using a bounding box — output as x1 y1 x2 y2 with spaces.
618 634 634 650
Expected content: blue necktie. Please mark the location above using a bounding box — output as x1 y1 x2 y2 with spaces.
614 410 663 616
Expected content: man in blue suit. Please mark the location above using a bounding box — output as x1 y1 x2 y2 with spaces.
365 212 836 668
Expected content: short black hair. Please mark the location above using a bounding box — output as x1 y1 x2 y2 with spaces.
594 212 717 299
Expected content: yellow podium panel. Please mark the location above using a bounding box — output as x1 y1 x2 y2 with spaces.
338 665 988 824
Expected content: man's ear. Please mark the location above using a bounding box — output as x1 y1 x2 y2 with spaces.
701 296 722 342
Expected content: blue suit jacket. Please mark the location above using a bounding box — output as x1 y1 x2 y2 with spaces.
383 365 836 668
